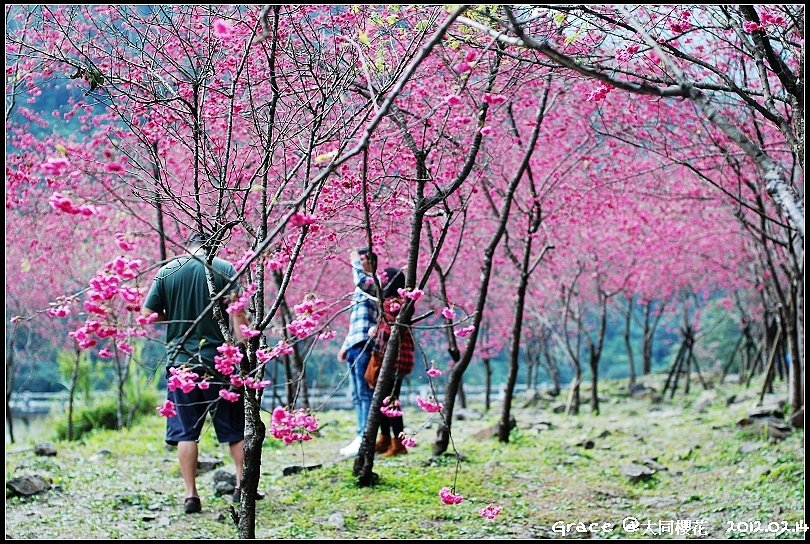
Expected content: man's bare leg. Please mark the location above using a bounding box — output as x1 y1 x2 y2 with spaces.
178 441 199 498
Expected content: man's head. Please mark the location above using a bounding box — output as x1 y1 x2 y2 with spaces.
358 247 377 271
186 231 212 252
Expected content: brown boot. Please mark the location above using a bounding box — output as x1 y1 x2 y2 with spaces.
383 437 408 457
375 434 391 454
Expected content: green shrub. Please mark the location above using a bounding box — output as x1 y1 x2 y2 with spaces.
55 389 159 441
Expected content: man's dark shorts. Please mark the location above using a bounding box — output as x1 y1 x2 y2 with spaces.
165 370 245 445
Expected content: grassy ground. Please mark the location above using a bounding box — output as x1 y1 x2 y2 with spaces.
5 377 805 539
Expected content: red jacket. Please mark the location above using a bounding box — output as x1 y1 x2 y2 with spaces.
373 297 415 375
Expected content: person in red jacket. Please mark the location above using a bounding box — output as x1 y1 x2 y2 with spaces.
372 267 414 456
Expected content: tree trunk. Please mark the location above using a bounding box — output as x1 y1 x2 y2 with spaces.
5 324 17 444
642 302 653 375
589 352 599 415
498 293 525 442
624 296 636 387
588 292 609 414
113 349 127 430
434 96 547 456
67 347 81 441
567 365 581 416
236 385 266 538
498 223 535 441
543 351 560 396
483 358 492 412
150 141 167 262
786 297 804 428
354 313 411 485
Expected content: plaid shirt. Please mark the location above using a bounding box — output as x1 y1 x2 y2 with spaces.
340 254 379 352
373 297 415 376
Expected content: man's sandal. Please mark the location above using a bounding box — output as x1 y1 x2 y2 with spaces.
184 496 202 514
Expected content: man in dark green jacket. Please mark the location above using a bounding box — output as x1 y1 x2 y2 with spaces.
143 232 249 514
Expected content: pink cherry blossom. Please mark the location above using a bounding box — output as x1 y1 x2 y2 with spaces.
416 396 443 413
289 212 318 227
156 400 176 418
482 93 506 106
115 232 136 251
239 324 261 338
760 12 786 26
454 325 475 338
742 21 763 33
269 406 319 443
46 304 71 318
219 389 241 402
479 503 502 519
586 83 613 103
439 487 464 505
213 19 231 39
136 312 160 325
41 157 70 175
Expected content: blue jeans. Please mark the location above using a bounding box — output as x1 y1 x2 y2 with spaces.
347 341 374 436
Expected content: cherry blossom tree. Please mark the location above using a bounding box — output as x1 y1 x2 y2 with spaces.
6 6 803 533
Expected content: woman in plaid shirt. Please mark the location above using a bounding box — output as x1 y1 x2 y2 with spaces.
372 267 414 457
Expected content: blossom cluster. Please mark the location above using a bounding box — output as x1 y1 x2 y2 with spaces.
64 256 148 351
167 366 202 394
214 343 243 375
48 191 97 216
286 295 328 338
266 251 288 271
615 44 640 63
397 288 423 301
454 325 475 338
381 396 403 417
439 487 464 505
586 83 613 103
115 232 136 251
743 11 786 33
228 373 270 390
156 400 176 418
256 340 295 363
479 503 503 520
415 396 443 413
289 212 319 227
269 406 319 444
668 9 692 34
233 249 255 272
226 283 257 315
427 367 443 378
219 388 241 402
